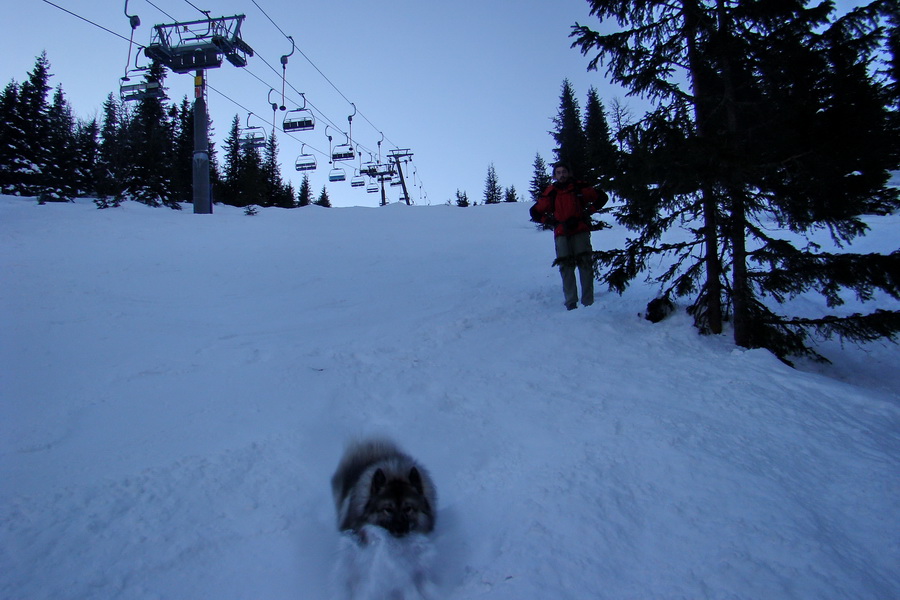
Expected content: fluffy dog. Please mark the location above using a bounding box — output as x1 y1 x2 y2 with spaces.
331 438 437 540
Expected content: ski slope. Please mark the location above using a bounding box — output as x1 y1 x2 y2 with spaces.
1 197 898 599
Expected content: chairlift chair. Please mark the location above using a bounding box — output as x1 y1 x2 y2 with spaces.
283 108 315 132
328 167 347 182
295 154 317 171
366 179 379 193
120 80 165 102
350 173 365 188
332 143 355 162
360 161 378 177
241 127 266 150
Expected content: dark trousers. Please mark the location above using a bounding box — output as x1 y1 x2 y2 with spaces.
554 232 594 307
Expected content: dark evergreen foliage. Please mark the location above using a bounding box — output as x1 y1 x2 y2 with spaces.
315 185 332 207
551 79 589 180
455 189 469 207
529 153 552 201
262 131 294 208
40 85 80 203
297 174 312 207
570 0 900 360
125 62 177 208
483 163 502 204
582 87 618 189
0 54 296 212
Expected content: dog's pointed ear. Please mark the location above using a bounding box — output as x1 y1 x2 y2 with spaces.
408 467 424 494
371 468 387 495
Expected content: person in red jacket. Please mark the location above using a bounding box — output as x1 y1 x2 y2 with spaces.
530 163 606 310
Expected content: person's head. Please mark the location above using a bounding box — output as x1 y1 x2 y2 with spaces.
552 163 572 183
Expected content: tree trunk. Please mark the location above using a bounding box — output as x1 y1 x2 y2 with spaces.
684 0 723 334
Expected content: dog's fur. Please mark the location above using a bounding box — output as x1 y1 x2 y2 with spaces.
645 296 675 323
332 438 437 539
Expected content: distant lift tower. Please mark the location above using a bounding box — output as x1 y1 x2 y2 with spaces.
387 149 413 206
144 15 254 214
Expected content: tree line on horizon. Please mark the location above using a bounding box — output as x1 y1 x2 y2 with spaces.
0 53 334 209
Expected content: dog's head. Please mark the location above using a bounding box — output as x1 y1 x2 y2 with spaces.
364 467 434 537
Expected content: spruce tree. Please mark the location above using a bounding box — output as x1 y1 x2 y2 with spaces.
504 185 519 203
40 84 79 202
16 52 52 197
582 86 618 188
95 93 127 207
237 134 264 208
0 81 26 195
315 185 331 207
171 98 194 204
571 0 900 361
483 163 502 204
455 189 469 207
221 114 243 206
297 173 312 206
262 131 293 208
551 79 588 180
125 62 177 208
74 118 100 199
529 153 552 201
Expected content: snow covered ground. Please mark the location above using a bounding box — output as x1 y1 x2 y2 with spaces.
1 196 898 599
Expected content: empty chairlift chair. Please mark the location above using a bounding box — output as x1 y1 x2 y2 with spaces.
295 144 317 171
283 108 315 133
328 167 346 182
332 143 355 162
241 127 266 150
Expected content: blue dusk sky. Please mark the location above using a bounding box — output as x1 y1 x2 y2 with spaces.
2 0 867 206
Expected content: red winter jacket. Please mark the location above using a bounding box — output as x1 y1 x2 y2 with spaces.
530 181 603 238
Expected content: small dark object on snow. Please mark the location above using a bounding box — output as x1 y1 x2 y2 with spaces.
645 297 675 323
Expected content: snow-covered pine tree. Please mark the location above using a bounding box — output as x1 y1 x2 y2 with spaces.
40 84 79 203
125 62 177 208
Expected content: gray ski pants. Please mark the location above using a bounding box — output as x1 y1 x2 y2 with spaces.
554 231 594 308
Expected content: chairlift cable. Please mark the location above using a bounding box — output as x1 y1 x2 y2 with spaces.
207 82 328 159
39 0 138 46
180 0 210 19
142 0 176 22
247 0 400 150
240 59 383 159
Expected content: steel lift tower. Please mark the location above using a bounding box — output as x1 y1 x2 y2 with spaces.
387 149 414 205
143 15 254 214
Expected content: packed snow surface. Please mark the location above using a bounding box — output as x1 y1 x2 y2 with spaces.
1 197 898 599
